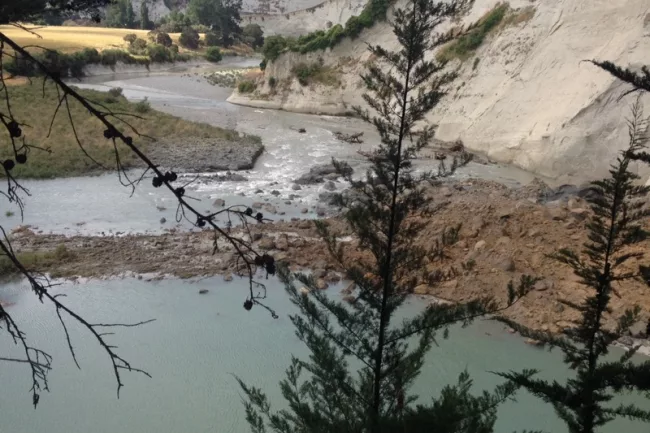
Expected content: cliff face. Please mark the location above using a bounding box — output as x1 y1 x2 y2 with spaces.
228 0 650 183
129 0 326 19
241 0 367 36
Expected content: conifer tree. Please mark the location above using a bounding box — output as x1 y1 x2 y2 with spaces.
237 1 537 432
496 98 650 433
140 0 150 30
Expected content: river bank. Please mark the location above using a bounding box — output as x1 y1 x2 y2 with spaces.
7 177 650 351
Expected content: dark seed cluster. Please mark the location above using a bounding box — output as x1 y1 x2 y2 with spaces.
151 171 178 188
243 299 253 311
7 121 21 138
254 254 276 275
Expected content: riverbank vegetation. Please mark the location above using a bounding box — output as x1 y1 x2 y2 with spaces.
260 0 391 64
0 82 256 178
436 3 535 63
0 244 72 280
292 61 341 86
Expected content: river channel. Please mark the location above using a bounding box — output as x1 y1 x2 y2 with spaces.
1 61 648 433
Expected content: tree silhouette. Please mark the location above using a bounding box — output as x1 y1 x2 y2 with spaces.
496 98 650 433
236 1 538 432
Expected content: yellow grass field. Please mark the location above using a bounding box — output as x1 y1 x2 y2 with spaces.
0 25 177 53
0 25 254 56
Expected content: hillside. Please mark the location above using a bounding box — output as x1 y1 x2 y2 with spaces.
228 0 650 184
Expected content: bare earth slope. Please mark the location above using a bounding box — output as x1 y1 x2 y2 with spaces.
229 0 650 184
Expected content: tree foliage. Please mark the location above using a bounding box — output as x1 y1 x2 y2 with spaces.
140 0 152 30
237 1 538 432
187 0 242 47
105 0 136 28
496 98 650 433
179 26 200 49
242 23 264 48
0 0 110 24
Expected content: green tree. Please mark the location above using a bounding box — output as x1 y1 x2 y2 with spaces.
187 0 242 47
242 23 264 48
125 0 135 28
140 0 151 30
237 1 536 432
497 99 650 433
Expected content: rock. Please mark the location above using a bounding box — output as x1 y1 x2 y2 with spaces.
544 203 568 221
289 194 299 200
301 207 309 214
255 189 263 194
298 128 306 133
474 240 487 251
160 217 167 224
223 273 233 282
199 289 209 294
534 279 554 292
319 191 339 205
324 173 339 181
508 328 516 334
275 235 289 251
618 336 634 347
298 220 312 229
439 186 453 197
343 295 356 304
498 208 513 220
252 232 263 241
252 202 264 209
271 190 281 196
325 272 341 283
299 286 310 295
316 207 327 217
341 282 355 295
497 257 516 272
263 204 277 214
258 237 275 250
292 184 302 191
316 279 329 290
294 163 352 185
213 198 225 207
524 338 544 347
496 236 511 247
442 279 458 289
455 240 468 249
569 208 589 220
414 284 429 295
324 181 336 191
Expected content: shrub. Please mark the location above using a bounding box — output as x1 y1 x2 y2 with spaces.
158 22 182 33
170 44 179 54
156 32 173 47
204 31 222 47
238 80 256 93
133 38 148 50
147 44 172 62
205 46 223 63
79 48 101 64
437 3 509 62
124 33 138 44
242 23 264 48
268 76 277 88
179 27 200 49
259 59 267 70
134 97 151 113
146 30 159 42
262 35 288 62
108 87 123 98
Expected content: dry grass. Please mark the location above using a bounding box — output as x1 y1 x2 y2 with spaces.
503 6 536 27
0 25 255 57
0 81 253 178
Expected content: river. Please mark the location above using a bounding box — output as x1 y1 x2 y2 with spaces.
0 62 648 432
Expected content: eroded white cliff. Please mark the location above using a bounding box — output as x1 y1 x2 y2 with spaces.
229 0 650 183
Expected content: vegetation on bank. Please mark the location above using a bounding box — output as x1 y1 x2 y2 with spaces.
292 61 340 86
261 0 392 64
0 83 257 178
0 244 72 280
437 3 535 62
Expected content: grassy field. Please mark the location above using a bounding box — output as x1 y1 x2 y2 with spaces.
0 81 256 178
0 25 254 56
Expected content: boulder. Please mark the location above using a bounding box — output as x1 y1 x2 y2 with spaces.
258 237 275 250
252 202 264 209
497 257 516 272
275 235 289 251
263 204 277 214
223 273 233 282
316 279 329 290
199 289 209 294
313 268 327 279
324 181 336 191
160 217 167 224
271 190 281 196
213 198 225 207
569 207 589 220
524 338 544 347
292 184 302 191
474 240 487 251
301 207 309 214
534 279 554 292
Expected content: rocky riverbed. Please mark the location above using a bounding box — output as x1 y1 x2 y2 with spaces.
145 136 264 172
6 178 650 354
